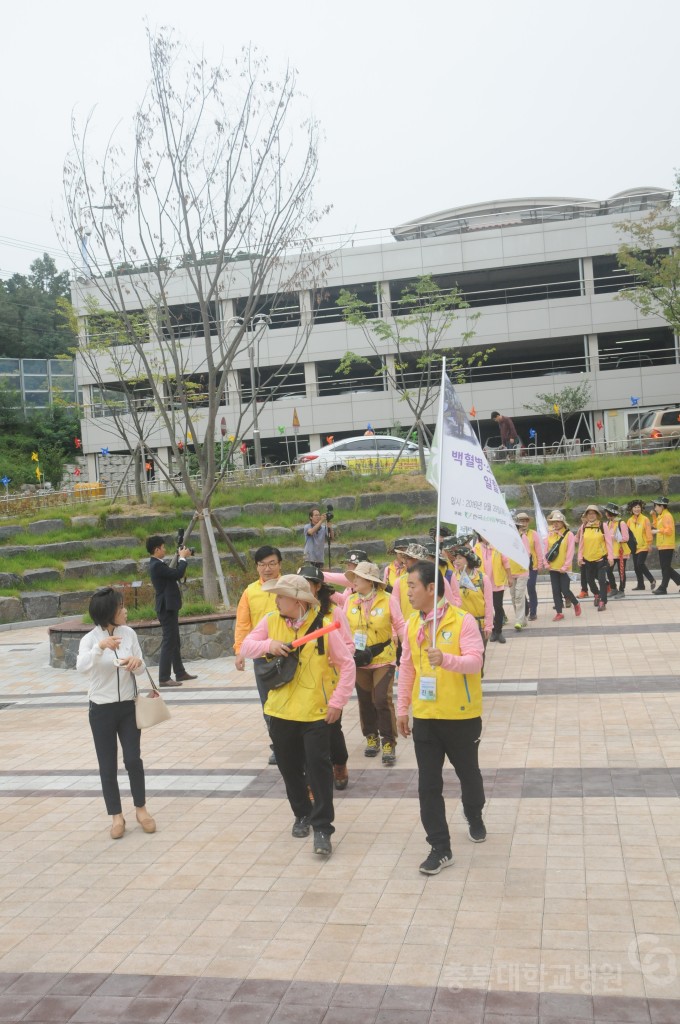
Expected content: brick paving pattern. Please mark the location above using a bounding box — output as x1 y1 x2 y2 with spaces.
1 584 680 1020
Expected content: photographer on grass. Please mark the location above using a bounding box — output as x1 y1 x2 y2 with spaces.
303 505 335 568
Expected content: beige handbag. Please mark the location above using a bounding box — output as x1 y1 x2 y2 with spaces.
134 669 171 730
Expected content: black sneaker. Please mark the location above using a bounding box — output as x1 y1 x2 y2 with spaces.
268 750 277 766
467 816 487 843
653 589 668 595
313 831 332 856
292 816 311 838
496 633 506 645
419 848 453 875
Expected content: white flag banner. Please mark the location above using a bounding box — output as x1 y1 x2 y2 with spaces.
531 485 550 541
426 363 529 568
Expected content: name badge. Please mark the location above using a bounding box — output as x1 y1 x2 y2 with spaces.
353 631 368 651
419 675 437 701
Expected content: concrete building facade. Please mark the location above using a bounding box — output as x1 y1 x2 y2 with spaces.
72 187 678 480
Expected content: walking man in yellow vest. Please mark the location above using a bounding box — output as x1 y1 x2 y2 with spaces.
241 575 356 858
396 561 486 875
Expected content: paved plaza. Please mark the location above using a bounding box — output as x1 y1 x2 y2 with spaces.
1 584 680 1022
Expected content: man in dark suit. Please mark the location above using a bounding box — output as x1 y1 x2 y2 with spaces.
146 534 198 687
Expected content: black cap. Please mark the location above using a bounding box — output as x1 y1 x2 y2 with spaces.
297 563 324 584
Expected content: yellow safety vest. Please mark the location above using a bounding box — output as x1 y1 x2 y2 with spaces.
386 562 405 589
627 514 651 553
406 604 482 720
547 529 570 572
654 509 676 550
474 543 508 587
263 610 338 722
454 569 486 625
246 579 278 627
399 577 415 622
582 525 607 562
346 589 395 667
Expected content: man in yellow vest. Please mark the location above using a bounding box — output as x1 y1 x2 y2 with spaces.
396 560 485 875
241 575 356 858
233 545 282 765
651 497 680 595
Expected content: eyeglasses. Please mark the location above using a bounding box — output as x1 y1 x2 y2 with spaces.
257 560 280 569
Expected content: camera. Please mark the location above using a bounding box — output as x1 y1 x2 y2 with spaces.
177 527 195 556
325 502 334 523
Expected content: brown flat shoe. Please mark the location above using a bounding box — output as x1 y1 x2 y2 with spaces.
110 818 125 840
136 812 156 834
159 679 182 687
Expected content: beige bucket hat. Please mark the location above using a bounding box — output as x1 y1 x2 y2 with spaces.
584 504 602 517
345 560 385 587
262 574 320 607
547 510 568 525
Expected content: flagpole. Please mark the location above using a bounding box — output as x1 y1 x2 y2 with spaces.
431 357 447 648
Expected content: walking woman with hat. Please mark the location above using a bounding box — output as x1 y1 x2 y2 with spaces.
240 574 356 857
345 561 399 765
651 497 680 595
545 511 581 620
473 535 513 643
603 503 631 599
627 500 656 591
449 546 493 641
578 505 613 611
514 511 546 621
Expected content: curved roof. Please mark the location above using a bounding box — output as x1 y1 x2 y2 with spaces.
391 187 672 241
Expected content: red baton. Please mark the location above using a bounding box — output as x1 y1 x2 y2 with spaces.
290 620 341 648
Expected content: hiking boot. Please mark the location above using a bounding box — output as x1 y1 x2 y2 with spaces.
382 741 396 766
578 590 588 598
333 764 349 790
574 603 582 616
631 585 645 591
593 597 600 608
514 623 524 631
292 816 311 838
613 590 625 599
268 750 277 766
419 848 453 875
552 613 564 621
313 831 332 857
467 816 487 843
598 601 607 611
496 632 506 644
489 632 498 642
529 613 537 621
364 735 380 757
565 598 572 608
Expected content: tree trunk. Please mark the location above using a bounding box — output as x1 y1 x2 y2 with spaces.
199 510 219 604
417 420 427 475
134 447 144 503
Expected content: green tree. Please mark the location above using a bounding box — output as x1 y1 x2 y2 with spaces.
616 176 680 330
524 382 592 443
0 254 76 359
337 275 484 472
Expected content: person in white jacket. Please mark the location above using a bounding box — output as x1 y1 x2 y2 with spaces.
77 587 159 840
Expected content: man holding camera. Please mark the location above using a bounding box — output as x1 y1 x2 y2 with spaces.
303 505 335 568
146 534 197 687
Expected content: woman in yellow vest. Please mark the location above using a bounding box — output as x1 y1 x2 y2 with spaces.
449 545 492 641
345 561 398 766
473 535 513 644
545 510 581 620
383 537 411 588
603 502 631 598
627 499 656 591
233 545 282 765
651 497 680 595
577 505 613 611
241 574 356 858
396 560 485 875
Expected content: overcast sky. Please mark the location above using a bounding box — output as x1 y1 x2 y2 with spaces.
3 0 679 278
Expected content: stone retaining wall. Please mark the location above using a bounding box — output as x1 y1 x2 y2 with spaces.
49 612 236 670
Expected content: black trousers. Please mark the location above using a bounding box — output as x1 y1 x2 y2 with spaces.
606 556 628 592
157 607 186 682
89 700 145 814
329 716 348 766
269 717 335 834
632 550 656 587
491 589 504 634
584 558 609 604
549 571 579 614
412 716 485 852
658 548 680 590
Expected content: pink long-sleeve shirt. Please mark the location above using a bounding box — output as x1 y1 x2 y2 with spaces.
545 529 575 572
389 572 461 640
397 611 484 717
241 612 356 711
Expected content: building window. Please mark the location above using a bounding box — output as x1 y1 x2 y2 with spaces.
313 283 380 324
161 303 217 340
233 293 301 330
238 364 306 403
593 251 670 294
597 328 676 370
316 356 386 397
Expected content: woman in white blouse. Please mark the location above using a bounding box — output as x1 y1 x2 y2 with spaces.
77 587 158 840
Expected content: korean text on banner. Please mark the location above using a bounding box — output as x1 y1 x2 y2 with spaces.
426 368 529 568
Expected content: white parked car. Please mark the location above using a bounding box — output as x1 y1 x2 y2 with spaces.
296 434 427 480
